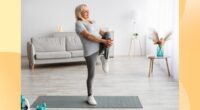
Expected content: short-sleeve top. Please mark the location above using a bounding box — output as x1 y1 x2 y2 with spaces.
75 20 101 57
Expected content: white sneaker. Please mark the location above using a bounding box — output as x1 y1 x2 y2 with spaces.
87 95 97 105
100 56 109 73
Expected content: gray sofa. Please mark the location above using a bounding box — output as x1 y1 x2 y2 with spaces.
27 32 114 69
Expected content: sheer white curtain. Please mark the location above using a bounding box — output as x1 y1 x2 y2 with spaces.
145 0 179 80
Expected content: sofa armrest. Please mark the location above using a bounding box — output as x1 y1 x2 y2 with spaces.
27 41 36 66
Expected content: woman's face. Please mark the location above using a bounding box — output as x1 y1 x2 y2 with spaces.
81 7 89 20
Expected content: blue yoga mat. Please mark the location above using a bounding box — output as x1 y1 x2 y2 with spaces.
31 96 143 108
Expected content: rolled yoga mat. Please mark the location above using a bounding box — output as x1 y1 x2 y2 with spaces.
31 96 143 108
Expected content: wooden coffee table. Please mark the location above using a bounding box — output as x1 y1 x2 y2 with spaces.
148 56 170 77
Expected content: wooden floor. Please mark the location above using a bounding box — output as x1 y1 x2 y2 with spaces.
21 56 178 110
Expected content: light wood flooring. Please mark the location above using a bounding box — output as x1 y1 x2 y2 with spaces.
21 56 178 110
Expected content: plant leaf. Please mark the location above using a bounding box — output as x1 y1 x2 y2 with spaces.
152 30 159 43
164 32 172 41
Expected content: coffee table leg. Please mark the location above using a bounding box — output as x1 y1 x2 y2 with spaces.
165 58 170 77
148 59 152 77
151 59 154 73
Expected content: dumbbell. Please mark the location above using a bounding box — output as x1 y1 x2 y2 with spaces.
21 95 30 110
36 103 47 110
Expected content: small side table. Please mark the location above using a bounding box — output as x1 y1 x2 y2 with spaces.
129 36 142 56
148 56 170 77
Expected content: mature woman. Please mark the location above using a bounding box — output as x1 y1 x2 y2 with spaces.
75 4 113 105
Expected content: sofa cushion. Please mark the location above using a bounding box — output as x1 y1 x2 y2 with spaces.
70 50 84 58
31 37 65 52
53 32 83 51
35 51 71 60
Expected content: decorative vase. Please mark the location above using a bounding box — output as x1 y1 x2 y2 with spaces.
156 45 164 57
57 26 63 32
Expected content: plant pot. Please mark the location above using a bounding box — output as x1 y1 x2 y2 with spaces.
156 45 164 57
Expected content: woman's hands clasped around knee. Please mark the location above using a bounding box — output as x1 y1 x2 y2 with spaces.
103 39 113 48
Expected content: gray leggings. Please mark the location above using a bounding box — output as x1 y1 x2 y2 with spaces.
85 52 99 96
85 32 111 96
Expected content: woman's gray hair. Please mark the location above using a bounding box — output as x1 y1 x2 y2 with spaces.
75 4 88 21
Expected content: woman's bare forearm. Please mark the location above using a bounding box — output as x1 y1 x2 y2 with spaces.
87 34 106 43
80 30 106 43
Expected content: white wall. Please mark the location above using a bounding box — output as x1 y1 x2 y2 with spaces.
22 0 178 80
22 0 148 56
171 0 179 81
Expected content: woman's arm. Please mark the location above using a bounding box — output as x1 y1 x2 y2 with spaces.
80 29 106 43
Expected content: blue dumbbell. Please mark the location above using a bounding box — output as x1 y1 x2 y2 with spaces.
36 103 47 110
21 95 30 110
21 95 26 108
41 103 47 108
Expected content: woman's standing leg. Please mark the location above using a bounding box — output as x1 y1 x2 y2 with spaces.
85 52 98 96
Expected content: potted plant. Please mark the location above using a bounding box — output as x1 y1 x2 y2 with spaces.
132 33 139 39
150 30 172 57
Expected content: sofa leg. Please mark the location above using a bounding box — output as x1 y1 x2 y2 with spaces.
29 63 31 69
31 64 35 70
